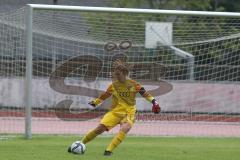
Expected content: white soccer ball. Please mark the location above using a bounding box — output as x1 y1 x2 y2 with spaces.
70 141 86 154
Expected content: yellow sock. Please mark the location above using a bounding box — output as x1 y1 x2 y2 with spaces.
106 131 126 152
81 130 98 144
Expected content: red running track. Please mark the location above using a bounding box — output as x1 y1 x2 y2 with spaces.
1 117 240 137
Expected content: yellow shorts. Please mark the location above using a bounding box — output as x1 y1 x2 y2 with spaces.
100 111 135 131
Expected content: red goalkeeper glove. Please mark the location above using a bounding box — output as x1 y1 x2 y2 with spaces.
152 99 161 114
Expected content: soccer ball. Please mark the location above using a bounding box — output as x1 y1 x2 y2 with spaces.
70 141 86 154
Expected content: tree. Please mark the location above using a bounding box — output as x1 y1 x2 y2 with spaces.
109 0 213 11
213 0 240 12
109 0 240 12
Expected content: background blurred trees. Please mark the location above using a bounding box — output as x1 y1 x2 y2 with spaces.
108 0 240 12
104 0 240 81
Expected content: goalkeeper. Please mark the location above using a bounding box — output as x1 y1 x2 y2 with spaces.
69 59 161 156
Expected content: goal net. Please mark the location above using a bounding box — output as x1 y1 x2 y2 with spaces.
0 5 240 137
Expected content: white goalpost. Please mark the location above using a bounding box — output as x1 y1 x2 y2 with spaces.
0 4 240 138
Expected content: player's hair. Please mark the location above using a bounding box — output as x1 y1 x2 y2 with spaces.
113 59 130 76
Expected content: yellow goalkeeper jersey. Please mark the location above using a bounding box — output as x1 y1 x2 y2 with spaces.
93 79 154 115
93 79 141 115
108 79 141 113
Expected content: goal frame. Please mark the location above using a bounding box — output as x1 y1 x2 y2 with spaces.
25 4 240 139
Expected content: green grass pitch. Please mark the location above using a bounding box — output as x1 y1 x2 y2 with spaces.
0 135 240 160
